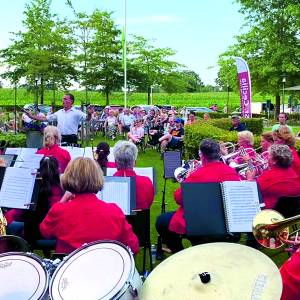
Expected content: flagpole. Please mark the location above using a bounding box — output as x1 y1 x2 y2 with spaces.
124 0 127 108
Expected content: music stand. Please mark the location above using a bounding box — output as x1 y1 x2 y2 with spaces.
161 151 182 213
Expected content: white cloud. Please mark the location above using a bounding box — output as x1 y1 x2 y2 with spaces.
116 15 184 25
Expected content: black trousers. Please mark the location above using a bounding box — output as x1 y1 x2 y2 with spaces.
61 134 78 145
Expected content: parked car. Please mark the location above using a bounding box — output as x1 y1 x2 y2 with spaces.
23 104 52 115
130 105 160 114
184 107 213 114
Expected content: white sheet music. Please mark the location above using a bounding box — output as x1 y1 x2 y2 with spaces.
96 178 131 215
14 154 44 169
61 147 84 160
19 148 38 155
106 167 154 184
222 181 261 232
5 148 22 156
83 147 94 160
0 167 36 209
107 147 115 162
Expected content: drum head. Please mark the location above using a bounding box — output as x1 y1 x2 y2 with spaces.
140 243 282 300
50 241 134 300
0 252 48 300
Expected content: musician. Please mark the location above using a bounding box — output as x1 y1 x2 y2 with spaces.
36 125 71 173
95 142 116 174
261 131 274 152
233 130 256 165
280 248 300 300
156 139 240 253
246 144 300 209
273 125 300 176
113 141 154 210
40 157 139 254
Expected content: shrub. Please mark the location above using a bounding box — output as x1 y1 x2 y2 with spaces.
0 133 26 148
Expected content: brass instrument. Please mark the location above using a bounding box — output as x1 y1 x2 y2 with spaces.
174 159 202 183
0 207 7 236
253 209 300 249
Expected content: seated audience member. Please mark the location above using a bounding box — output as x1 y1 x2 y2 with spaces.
280 248 300 300
159 118 184 152
36 125 71 173
246 144 300 209
104 109 118 140
128 119 144 144
229 115 247 132
186 111 196 125
272 112 292 132
273 126 300 176
119 108 135 134
113 141 154 210
95 142 116 174
147 117 164 146
40 157 139 254
156 139 240 253
203 113 210 121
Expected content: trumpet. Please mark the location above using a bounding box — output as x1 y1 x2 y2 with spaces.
174 159 202 183
253 209 300 249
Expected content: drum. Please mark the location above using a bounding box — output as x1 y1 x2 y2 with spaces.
49 240 142 300
0 252 49 300
140 243 282 300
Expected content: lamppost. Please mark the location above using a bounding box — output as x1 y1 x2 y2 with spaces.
150 86 153 105
282 75 286 113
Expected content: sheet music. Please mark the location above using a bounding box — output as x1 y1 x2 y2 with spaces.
163 151 181 179
0 154 15 167
14 154 44 169
5 148 22 156
222 181 261 232
83 147 94 160
20 148 38 155
106 167 154 183
107 147 115 162
0 167 36 209
61 147 84 160
96 177 132 215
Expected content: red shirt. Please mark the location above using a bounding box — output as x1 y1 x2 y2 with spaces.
36 144 71 173
169 161 240 234
280 249 300 300
257 166 300 209
290 147 300 177
40 193 139 254
106 161 117 168
113 169 154 210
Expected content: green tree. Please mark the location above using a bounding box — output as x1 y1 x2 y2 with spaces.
181 70 204 92
217 0 300 114
0 0 75 104
129 35 179 104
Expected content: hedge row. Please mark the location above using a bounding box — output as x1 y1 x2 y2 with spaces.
0 133 27 148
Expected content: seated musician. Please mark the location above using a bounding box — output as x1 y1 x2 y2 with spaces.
40 157 139 254
159 118 184 152
259 131 274 162
156 139 240 254
36 125 71 173
280 247 300 300
113 141 154 210
95 142 116 175
273 125 300 176
128 119 144 144
246 144 300 209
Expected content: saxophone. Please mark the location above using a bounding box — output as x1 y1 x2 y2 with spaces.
0 208 7 236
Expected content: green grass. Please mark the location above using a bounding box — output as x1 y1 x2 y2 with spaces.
86 133 288 272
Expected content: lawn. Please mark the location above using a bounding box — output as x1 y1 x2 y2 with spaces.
88 133 289 272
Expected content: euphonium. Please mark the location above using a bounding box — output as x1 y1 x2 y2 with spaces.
253 209 300 249
174 159 202 183
0 207 7 236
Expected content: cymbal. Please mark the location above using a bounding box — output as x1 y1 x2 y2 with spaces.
140 243 282 300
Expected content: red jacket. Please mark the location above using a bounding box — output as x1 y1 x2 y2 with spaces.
40 193 139 254
290 147 300 177
36 144 71 173
257 166 300 209
113 169 154 210
280 249 300 300
169 161 240 234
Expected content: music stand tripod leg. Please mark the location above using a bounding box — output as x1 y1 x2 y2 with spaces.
161 178 167 213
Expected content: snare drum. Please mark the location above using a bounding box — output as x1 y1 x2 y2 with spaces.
0 252 49 300
49 240 142 300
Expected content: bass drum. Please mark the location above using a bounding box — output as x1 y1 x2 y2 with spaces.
49 240 142 300
0 252 49 300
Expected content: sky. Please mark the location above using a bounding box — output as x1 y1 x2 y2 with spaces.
0 0 246 86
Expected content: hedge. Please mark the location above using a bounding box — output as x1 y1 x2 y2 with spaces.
0 133 26 148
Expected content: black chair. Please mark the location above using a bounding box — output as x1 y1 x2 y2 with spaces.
274 196 300 218
126 209 153 273
136 136 146 153
0 235 30 253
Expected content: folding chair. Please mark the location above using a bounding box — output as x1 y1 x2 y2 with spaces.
126 209 153 273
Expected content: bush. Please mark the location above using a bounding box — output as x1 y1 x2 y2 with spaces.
184 120 261 159
0 133 26 148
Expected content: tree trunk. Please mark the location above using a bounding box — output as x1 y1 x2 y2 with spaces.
40 75 44 104
147 86 151 105
275 93 280 118
106 92 109 106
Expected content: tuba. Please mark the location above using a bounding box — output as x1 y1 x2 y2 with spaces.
253 209 300 249
0 207 7 236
